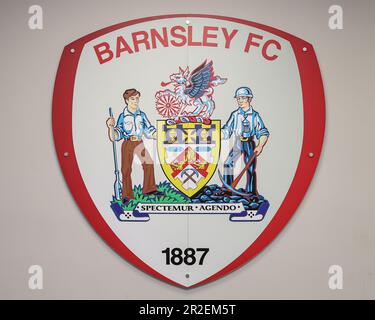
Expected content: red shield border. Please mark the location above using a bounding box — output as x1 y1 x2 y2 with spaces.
52 14 325 288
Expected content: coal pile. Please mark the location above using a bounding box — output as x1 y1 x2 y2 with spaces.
192 184 266 211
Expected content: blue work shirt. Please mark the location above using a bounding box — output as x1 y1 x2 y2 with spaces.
221 107 269 140
114 107 156 141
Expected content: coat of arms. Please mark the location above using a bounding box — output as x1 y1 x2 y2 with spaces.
106 60 270 221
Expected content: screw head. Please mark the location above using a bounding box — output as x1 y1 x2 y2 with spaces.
70 48 75 54
185 273 190 278
302 47 308 52
63 151 69 157
186 20 190 25
308 152 314 158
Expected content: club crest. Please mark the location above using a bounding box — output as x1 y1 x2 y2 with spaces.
52 15 325 288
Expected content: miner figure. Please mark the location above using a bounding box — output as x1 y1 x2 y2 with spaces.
220 87 270 195
106 88 164 204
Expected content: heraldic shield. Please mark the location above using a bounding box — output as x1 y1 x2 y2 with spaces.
52 14 325 288
157 120 221 197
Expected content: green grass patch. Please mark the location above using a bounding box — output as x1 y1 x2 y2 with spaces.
111 181 191 211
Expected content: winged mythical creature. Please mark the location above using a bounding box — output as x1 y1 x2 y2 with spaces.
156 60 227 119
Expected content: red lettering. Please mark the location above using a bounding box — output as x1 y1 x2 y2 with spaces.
262 39 281 61
93 42 114 64
170 26 187 47
116 36 133 58
188 25 202 46
132 31 150 53
244 33 263 53
222 28 238 49
150 27 169 49
202 26 218 47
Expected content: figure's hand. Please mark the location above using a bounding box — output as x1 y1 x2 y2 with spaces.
152 132 157 140
254 145 264 156
106 117 115 128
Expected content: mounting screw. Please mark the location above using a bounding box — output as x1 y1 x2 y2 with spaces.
185 273 190 278
186 20 190 25
70 48 75 54
302 47 308 52
308 152 314 158
63 152 69 157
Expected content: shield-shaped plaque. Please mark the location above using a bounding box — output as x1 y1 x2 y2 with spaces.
52 14 325 288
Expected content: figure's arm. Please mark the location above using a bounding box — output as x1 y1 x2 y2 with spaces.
142 112 157 139
106 113 123 142
106 117 118 142
253 113 270 156
254 135 268 156
221 112 235 140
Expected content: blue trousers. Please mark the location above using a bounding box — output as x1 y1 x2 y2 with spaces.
223 138 258 194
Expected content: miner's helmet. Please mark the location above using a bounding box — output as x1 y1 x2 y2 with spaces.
234 87 253 98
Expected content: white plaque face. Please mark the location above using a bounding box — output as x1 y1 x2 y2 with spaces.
53 15 325 287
